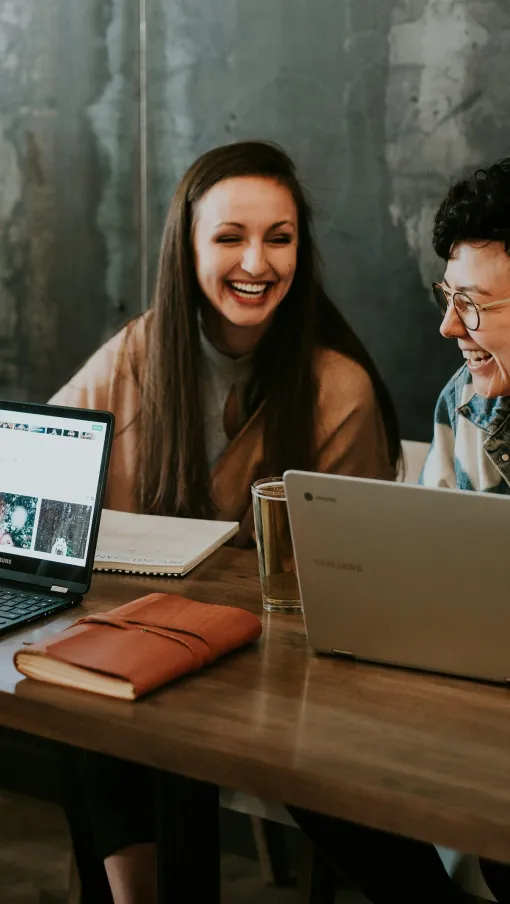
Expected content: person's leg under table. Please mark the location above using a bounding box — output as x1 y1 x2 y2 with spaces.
61 748 220 904
154 770 220 904
59 745 115 904
288 806 473 904
480 858 510 903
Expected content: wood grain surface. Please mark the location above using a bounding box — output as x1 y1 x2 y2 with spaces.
1 547 510 861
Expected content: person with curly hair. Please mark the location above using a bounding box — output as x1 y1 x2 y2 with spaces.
290 157 510 903
422 156 510 492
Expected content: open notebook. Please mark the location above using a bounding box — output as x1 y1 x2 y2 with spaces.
94 509 239 576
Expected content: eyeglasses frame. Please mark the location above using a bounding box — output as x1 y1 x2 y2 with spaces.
432 282 510 331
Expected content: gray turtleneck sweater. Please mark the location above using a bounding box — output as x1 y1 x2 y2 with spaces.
199 326 254 470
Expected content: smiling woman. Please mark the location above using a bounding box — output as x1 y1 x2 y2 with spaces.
50 140 401 904
192 175 298 354
52 140 400 535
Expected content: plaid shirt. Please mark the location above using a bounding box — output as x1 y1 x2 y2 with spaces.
420 364 510 493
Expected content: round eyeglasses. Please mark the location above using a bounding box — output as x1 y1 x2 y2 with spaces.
432 283 481 330
432 283 510 332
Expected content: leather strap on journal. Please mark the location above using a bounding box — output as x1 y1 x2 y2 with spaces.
75 612 212 669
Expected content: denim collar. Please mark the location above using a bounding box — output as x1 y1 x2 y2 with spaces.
458 392 510 437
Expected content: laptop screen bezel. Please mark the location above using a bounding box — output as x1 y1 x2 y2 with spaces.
0 400 114 595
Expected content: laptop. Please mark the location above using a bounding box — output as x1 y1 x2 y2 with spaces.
284 470 510 684
0 400 113 635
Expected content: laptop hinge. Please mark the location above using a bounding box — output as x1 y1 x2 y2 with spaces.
331 649 355 660
50 585 68 594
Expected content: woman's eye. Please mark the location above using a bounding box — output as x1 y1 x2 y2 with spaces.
215 235 241 244
268 235 293 245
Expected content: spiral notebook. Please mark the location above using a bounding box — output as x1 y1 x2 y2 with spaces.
94 509 239 577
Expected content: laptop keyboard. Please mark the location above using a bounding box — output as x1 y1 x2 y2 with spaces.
0 588 70 632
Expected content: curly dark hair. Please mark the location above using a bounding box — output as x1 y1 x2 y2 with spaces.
433 157 510 261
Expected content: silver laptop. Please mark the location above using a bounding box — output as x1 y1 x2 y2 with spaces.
284 470 510 684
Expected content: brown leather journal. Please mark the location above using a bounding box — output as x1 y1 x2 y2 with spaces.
14 593 262 700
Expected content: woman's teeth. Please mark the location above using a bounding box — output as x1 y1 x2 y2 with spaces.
462 349 492 362
229 281 268 297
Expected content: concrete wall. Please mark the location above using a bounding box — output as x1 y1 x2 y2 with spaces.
1 0 509 437
0 0 140 402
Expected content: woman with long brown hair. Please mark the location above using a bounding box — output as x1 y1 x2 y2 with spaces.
52 139 400 903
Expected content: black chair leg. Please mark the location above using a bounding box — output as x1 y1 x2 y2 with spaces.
298 834 337 904
251 817 295 886
309 852 337 904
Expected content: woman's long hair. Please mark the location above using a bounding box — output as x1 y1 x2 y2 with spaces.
134 141 400 517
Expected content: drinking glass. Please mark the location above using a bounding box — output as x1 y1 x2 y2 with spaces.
251 477 301 613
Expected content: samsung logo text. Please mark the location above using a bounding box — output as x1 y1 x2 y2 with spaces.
314 558 363 573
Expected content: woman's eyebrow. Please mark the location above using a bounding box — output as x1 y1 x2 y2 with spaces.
215 220 296 230
269 220 295 230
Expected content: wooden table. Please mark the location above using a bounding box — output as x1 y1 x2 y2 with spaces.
1 546 510 876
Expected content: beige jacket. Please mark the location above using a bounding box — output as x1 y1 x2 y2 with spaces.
51 316 394 546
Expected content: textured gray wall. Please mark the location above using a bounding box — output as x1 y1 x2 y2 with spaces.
0 0 139 402
1 0 509 438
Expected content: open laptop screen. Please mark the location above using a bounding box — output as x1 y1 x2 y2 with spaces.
0 401 113 592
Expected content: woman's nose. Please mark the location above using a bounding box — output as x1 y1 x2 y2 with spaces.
440 301 469 339
241 242 268 276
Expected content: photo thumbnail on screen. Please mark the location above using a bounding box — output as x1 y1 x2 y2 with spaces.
34 499 93 560
0 492 38 550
